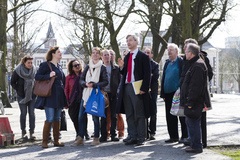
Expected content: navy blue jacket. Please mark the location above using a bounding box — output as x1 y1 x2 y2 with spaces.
150 59 159 95
34 62 67 109
160 56 182 98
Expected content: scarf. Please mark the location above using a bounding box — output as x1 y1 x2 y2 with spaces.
82 59 102 106
15 63 36 104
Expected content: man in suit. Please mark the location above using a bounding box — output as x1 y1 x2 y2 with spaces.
144 47 159 140
117 35 151 146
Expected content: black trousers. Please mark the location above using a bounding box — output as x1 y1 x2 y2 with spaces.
165 92 188 139
100 108 108 139
147 92 157 135
201 111 207 148
68 101 88 137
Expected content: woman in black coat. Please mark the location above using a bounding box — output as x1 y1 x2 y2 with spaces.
35 46 67 148
11 55 36 140
72 47 108 146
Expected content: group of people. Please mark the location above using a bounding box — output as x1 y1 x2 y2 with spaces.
10 35 212 153
161 38 212 153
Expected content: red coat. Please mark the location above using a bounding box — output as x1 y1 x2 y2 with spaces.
65 74 76 103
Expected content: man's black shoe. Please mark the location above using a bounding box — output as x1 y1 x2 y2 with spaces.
179 137 186 143
135 140 145 146
123 135 131 142
165 138 179 143
125 139 138 145
149 134 155 140
111 136 119 141
85 133 90 140
184 138 191 146
99 137 107 142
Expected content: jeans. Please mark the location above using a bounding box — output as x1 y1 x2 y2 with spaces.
17 96 36 131
45 107 62 123
78 100 100 138
78 100 87 138
92 115 100 138
185 116 202 149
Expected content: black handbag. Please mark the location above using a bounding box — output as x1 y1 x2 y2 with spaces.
60 110 67 131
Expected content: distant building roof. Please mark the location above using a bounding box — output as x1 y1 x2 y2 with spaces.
35 48 48 54
63 44 85 55
202 41 215 50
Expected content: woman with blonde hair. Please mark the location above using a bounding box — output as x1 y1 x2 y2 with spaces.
35 46 67 148
11 55 36 140
72 47 108 146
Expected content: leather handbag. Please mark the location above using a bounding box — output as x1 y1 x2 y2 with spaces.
33 62 56 97
101 90 109 108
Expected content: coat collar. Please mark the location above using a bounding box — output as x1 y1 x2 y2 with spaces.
188 55 200 66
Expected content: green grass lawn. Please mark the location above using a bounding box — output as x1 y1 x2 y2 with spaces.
210 146 240 160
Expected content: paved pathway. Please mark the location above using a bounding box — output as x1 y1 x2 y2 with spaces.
0 94 238 160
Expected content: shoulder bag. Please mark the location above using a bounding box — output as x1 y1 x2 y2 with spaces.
33 62 56 97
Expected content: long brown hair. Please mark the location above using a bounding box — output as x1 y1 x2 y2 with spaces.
45 46 59 61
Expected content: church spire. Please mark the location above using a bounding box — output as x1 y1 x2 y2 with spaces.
44 21 57 49
46 22 55 39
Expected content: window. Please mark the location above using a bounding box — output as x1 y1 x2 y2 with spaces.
36 59 43 67
145 37 152 43
60 60 67 68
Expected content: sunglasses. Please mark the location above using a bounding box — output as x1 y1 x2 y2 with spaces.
73 64 80 68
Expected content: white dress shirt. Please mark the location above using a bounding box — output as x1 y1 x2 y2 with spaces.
126 48 138 83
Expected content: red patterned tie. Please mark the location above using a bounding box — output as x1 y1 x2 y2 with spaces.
127 53 134 83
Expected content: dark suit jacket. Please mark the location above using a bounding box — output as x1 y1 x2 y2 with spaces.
150 59 159 95
116 50 154 118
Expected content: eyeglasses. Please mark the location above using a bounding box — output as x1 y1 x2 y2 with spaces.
73 64 80 68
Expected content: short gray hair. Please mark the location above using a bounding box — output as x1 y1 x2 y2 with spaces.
184 38 198 45
187 43 200 56
167 43 179 52
126 34 138 41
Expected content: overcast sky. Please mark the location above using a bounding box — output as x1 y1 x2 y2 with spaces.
13 0 240 49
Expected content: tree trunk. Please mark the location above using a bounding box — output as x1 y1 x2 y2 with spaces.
0 0 12 107
11 0 19 101
181 0 192 41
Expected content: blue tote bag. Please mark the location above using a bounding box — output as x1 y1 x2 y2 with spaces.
84 85 106 118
